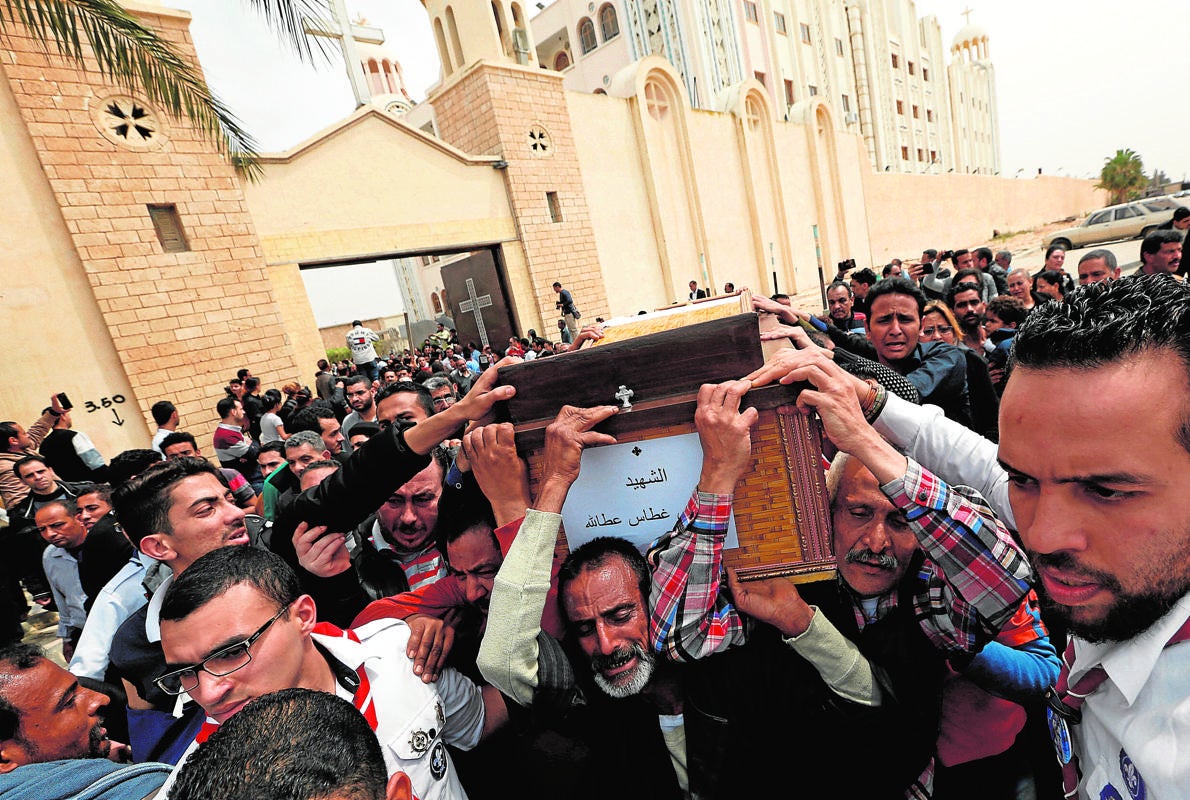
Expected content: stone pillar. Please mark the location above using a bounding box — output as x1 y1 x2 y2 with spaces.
430 62 608 331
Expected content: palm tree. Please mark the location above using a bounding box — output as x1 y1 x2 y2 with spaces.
0 0 332 178
1095 148 1147 206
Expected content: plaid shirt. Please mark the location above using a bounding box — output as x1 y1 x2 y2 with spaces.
648 458 1032 663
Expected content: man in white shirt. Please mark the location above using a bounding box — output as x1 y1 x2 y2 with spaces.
761 273 1189 799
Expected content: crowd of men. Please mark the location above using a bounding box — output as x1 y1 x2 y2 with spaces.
0 238 1185 800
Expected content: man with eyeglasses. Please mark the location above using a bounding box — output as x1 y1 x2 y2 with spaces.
156 547 507 800
105 369 514 749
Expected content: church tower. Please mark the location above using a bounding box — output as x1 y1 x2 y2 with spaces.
420 1 607 331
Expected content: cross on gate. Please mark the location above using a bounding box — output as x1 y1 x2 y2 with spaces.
458 278 494 347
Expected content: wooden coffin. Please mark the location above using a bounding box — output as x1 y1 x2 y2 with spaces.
493 311 835 583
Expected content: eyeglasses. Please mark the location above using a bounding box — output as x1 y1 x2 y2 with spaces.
920 325 953 337
154 605 288 696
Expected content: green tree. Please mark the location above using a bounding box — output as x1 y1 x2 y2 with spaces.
0 0 331 178
1095 148 1147 205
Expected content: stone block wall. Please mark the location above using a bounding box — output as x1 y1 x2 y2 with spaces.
431 62 607 330
0 2 299 433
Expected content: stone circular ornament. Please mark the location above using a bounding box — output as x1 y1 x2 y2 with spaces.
91 91 168 151
528 124 553 157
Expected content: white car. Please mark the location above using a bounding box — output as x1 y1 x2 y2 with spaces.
1047 198 1181 250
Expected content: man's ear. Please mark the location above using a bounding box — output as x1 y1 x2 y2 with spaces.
385 771 413 800
0 738 31 774
139 534 175 563
292 594 319 633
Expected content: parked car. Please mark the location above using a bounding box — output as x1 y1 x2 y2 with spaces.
1046 198 1182 250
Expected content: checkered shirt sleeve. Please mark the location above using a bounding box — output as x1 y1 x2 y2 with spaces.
647 489 748 662
885 459 1033 656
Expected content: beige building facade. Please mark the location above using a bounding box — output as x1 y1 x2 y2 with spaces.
0 1 1103 474
531 0 1000 175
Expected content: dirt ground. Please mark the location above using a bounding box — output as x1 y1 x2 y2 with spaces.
972 216 1081 260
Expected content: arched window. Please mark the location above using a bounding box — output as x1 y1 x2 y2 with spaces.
599 5 619 41
431 293 443 314
554 51 571 71
578 18 597 54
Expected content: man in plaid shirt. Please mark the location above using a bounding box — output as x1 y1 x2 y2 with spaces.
648 370 1033 798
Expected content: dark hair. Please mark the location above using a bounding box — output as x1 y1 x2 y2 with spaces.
236 369 251 382
0 422 21 452
946 280 983 308
107 448 165 487
881 263 899 277
985 296 1028 327
1033 270 1066 297
76 482 112 505
864 276 926 318
151 401 176 426
953 267 984 287
34 496 78 519
169 688 388 800
375 381 434 418
949 248 970 265
351 320 362 327
216 397 240 420
1044 243 1067 261
1140 229 1184 261
288 402 338 435
342 374 370 390
262 389 283 413
347 422 380 440
160 431 198 453
552 281 562 289
850 268 878 286
298 460 340 481
826 280 852 297
12 454 48 479
317 359 329 371
437 493 497 553
922 248 938 259
1013 274 1190 450
558 537 650 619
244 378 259 393
0 643 46 743
160 546 300 623
974 247 993 265
770 293 790 302
113 457 219 547
259 441 285 458
1078 249 1118 270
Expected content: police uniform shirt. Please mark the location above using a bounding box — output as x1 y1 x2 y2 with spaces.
314 618 486 800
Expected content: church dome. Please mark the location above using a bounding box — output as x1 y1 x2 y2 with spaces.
951 23 989 50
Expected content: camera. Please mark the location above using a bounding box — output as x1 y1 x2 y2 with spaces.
938 250 955 262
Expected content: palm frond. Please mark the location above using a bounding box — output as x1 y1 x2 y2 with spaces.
0 0 330 180
241 0 335 64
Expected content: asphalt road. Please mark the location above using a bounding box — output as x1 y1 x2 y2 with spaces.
1011 236 1146 275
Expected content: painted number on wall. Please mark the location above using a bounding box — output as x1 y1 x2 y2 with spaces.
83 395 127 413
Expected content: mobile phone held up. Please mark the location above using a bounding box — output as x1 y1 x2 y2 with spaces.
56 392 73 410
